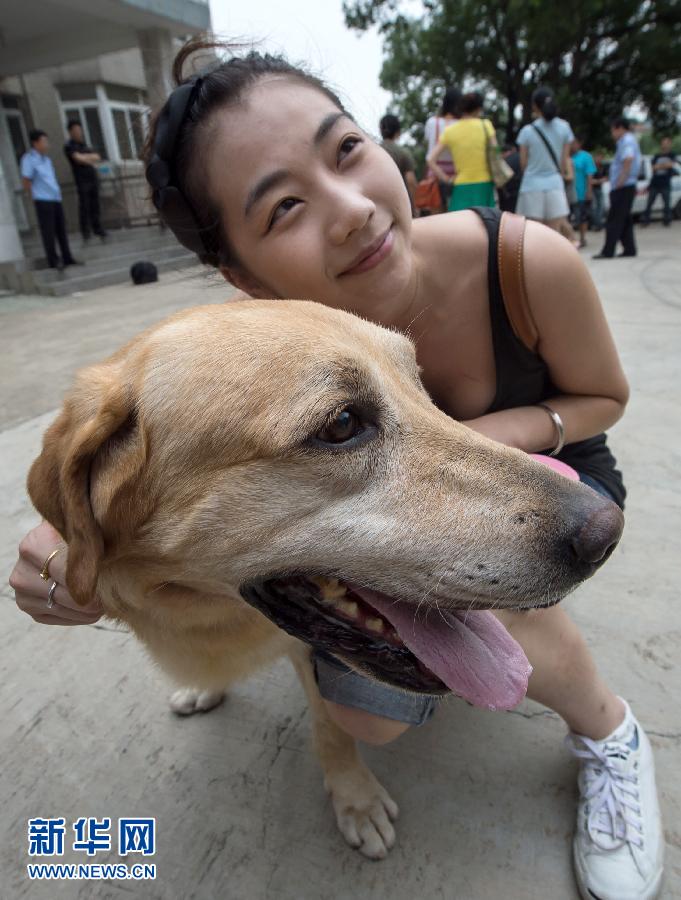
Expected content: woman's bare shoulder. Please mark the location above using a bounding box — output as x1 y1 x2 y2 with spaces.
411 211 489 312
412 210 488 262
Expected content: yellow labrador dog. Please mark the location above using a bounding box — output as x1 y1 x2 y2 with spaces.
28 300 623 859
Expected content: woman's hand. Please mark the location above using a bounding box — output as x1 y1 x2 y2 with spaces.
9 521 103 625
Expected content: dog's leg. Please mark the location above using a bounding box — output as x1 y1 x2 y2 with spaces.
169 688 226 716
287 641 399 860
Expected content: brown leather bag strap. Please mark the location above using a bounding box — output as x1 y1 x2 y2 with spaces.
497 211 539 352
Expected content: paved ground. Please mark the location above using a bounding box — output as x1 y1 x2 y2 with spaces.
1 228 680 900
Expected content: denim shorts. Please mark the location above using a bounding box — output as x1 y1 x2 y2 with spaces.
313 649 437 726
579 472 616 502
312 471 613 726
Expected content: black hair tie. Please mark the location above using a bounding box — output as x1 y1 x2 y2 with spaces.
146 77 209 258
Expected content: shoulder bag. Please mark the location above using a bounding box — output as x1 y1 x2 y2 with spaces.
483 120 514 188
415 117 445 213
531 122 575 203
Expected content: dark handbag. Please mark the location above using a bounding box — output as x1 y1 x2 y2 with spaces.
130 261 158 285
483 120 514 188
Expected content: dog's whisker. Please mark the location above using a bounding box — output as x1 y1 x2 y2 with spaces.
403 302 432 338
147 581 170 594
463 596 477 626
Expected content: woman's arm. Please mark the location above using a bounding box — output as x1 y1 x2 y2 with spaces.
427 139 455 183
462 222 629 452
562 144 574 182
519 144 529 172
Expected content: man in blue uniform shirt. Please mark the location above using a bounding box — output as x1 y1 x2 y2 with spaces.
21 130 79 270
594 116 641 259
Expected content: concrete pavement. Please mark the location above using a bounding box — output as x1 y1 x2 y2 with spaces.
1 227 680 899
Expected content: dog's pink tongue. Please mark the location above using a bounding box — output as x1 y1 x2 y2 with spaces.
352 587 532 710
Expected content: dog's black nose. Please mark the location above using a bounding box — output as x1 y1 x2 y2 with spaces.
571 502 624 565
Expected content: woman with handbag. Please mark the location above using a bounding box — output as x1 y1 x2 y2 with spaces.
516 88 576 240
423 86 460 211
426 91 498 211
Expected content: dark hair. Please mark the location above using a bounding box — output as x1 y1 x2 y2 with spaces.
29 129 47 144
143 35 349 269
610 115 630 131
459 91 483 115
531 88 557 122
440 86 461 117
379 114 400 140
67 120 82 131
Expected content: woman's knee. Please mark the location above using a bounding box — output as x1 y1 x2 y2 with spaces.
495 605 592 671
322 698 411 745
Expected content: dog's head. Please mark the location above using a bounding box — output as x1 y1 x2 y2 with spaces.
28 300 623 707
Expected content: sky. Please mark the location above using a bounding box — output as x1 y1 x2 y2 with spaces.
208 0 393 137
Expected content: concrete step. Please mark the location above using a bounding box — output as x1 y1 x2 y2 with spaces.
23 229 182 268
22 225 167 253
36 252 198 296
32 245 194 284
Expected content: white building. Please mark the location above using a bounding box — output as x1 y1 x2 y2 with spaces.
0 0 211 282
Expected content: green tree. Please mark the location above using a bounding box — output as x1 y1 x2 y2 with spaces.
344 0 681 150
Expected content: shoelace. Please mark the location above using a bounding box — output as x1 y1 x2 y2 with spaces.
567 735 643 850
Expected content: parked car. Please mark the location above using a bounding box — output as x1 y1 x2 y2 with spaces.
602 155 681 220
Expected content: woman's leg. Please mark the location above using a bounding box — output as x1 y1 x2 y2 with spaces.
546 216 579 246
323 699 412 745
320 603 624 745
494 605 625 738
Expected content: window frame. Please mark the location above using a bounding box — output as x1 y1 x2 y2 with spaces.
108 102 149 161
59 88 149 164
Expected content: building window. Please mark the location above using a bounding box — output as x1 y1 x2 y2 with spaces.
59 84 148 164
111 105 147 160
63 103 108 159
2 94 30 164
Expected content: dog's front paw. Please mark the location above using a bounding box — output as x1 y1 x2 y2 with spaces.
324 764 399 860
169 688 226 716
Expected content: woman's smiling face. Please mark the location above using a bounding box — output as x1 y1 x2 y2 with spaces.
206 77 415 311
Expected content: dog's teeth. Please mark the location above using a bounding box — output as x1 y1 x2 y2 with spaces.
312 576 347 602
365 617 384 632
337 600 358 617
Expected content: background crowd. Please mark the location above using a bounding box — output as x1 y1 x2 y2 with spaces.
20 122 107 272
382 85 679 260
20 91 678 273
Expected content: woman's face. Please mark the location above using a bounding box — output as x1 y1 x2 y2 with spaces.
206 77 415 311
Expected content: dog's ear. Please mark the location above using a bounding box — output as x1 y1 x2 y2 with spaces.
27 363 146 606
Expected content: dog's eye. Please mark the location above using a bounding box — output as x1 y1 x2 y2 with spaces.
316 408 363 445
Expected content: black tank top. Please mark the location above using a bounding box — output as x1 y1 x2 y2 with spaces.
471 207 626 508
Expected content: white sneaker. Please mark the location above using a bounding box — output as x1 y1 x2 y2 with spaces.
567 699 665 900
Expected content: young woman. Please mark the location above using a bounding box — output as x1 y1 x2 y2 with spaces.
427 90 497 211
516 88 576 241
11 39 663 899
424 85 460 210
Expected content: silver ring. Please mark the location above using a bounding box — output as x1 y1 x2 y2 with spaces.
46 580 58 609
